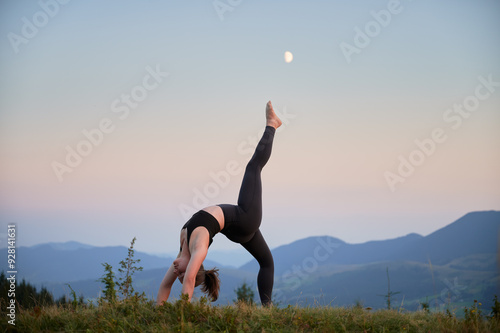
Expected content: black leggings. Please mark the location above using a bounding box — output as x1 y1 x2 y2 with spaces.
218 126 275 306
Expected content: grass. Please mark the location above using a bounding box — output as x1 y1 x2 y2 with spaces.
2 297 499 332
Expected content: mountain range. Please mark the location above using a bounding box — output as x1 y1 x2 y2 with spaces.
2 210 498 310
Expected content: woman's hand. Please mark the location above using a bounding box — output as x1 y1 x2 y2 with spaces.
156 263 177 305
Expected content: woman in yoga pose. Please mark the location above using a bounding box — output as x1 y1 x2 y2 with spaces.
156 101 282 306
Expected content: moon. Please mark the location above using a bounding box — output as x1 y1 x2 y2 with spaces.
284 51 293 63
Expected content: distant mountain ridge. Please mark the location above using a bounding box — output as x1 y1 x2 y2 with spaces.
30 241 94 251
7 242 222 284
241 210 500 273
1 210 498 309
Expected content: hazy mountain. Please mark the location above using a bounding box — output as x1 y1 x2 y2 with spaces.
42 265 257 305
30 241 94 251
6 241 222 284
402 210 499 264
240 210 500 274
276 255 498 310
205 248 254 268
2 211 498 309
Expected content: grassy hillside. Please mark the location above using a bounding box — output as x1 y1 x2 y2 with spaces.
2 297 499 332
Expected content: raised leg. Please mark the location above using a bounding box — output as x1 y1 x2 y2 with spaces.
236 101 281 216
237 125 276 215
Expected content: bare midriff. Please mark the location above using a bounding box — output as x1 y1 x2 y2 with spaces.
201 205 225 231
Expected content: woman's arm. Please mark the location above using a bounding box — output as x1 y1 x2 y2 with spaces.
157 248 183 305
180 246 208 301
156 263 177 305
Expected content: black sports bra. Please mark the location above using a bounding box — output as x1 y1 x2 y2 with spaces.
181 210 221 249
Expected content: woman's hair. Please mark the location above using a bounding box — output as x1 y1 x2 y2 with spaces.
195 264 220 302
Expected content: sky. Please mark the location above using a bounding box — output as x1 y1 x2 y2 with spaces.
0 0 499 258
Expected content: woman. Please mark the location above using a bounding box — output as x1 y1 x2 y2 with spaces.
156 101 282 306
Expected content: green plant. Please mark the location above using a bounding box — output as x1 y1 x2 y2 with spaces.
98 237 145 305
354 299 364 309
65 284 84 310
490 294 500 321
0 271 55 309
234 281 255 305
378 267 400 310
98 263 116 303
464 299 483 330
420 297 430 313
117 237 144 300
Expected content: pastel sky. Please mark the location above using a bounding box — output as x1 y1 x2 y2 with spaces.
1 0 499 256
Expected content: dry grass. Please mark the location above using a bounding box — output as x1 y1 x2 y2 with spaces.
2 297 499 332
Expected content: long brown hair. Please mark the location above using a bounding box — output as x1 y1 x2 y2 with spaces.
195 264 220 302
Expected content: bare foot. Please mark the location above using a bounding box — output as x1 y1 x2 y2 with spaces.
266 101 282 129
